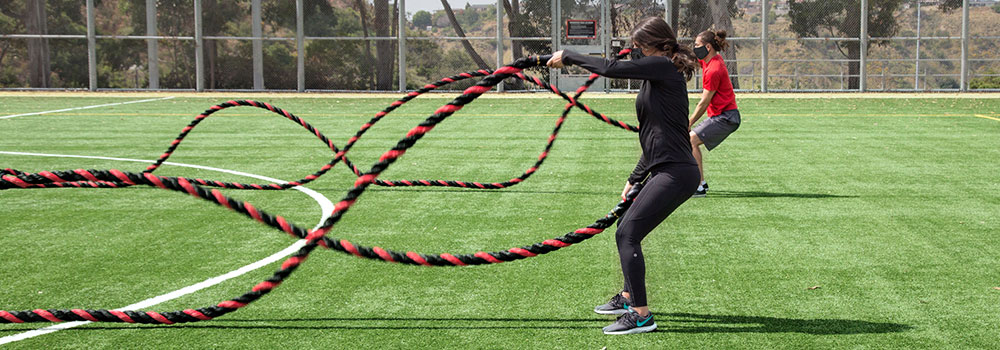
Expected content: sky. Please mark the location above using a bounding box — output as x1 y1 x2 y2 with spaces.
404 0 499 13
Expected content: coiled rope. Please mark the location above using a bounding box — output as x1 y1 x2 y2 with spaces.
0 51 644 324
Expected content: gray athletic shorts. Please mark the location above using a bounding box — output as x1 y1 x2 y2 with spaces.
692 108 741 151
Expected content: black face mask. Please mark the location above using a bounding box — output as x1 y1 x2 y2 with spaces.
693 45 709 60
629 47 645 60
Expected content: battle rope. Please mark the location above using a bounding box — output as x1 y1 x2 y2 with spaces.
0 51 645 324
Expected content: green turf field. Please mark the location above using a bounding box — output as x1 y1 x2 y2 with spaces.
1 94 998 349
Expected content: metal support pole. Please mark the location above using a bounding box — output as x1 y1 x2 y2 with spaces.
761 0 768 92
601 0 608 92
252 0 264 90
296 0 305 92
195 0 204 91
86 0 97 91
665 0 672 28
497 0 504 92
960 0 969 91
146 0 159 89
550 0 559 86
398 0 407 91
859 0 868 91
915 0 921 90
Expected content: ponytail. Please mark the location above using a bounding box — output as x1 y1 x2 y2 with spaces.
670 46 698 82
697 29 730 52
714 30 729 52
630 17 699 82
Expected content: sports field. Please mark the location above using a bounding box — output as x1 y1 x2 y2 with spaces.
1 93 998 349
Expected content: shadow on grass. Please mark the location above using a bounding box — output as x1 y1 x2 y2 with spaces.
282 188 855 199
658 313 911 334
15 314 908 334
362 187 611 196
704 190 856 199
125 183 851 199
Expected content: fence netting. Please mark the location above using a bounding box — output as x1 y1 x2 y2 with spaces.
0 0 997 91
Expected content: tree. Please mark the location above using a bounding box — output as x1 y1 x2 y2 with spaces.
609 0 664 39
441 0 491 70
0 2 25 86
353 0 376 89
788 0 961 90
463 3 481 27
374 0 394 89
24 0 50 87
503 0 557 56
264 0 372 90
412 10 432 29
681 0 742 89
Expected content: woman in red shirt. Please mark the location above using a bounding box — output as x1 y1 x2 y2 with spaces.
688 29 741 197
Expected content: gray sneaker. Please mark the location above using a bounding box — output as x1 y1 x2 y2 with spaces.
693 182 708 198
593 293 630 315
603 309 656 335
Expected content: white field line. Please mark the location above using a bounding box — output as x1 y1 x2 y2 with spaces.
973 114 1000 122
0 151 334 345
0 96 175 120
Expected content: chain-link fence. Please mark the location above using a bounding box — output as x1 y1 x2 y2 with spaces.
1 0 998 92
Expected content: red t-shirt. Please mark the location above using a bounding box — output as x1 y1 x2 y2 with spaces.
701 55 738 117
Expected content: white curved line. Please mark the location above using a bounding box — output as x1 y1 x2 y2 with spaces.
0 97 175 120
0 151 333 344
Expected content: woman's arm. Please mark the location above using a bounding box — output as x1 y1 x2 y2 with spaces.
627 153 649 185
689 89 716 128
547 50 670 81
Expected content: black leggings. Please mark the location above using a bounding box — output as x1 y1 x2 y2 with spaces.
616 163 700 307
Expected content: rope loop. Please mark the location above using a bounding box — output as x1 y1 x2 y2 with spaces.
0 50 645 324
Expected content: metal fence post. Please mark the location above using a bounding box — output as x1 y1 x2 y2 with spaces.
960 0 969 91
146 0 159 89
601 0 609 92
665 0 672 29
497 0 504 92
915 1 921 90
296 0 304 92
761 0 768 92
195 0 204 91
86 0 97 91
550 0 559 86
398 0 407 92
859 0 868 91
252 0 264 90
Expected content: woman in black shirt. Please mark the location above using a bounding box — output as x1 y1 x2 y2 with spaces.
547 17 700 335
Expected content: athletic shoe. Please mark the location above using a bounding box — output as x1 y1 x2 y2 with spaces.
693 182 708 198
602 309 657 335
593 293 630 315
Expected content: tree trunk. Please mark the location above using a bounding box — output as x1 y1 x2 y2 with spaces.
503 0 522 59
695 0 740 89
706 0 739 89
501 0 525 90
25 0 50 88
0 41 10 70
846 43 860 90
355 0 376 90
441 0 491 70
374 0 393 90
842 3 862 90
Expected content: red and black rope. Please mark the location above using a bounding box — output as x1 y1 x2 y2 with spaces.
0 51 645 324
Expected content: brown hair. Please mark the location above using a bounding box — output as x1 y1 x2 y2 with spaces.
696 29 729 52
630 17 698 81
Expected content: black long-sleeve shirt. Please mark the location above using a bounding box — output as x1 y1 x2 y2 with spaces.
562 50 697 184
